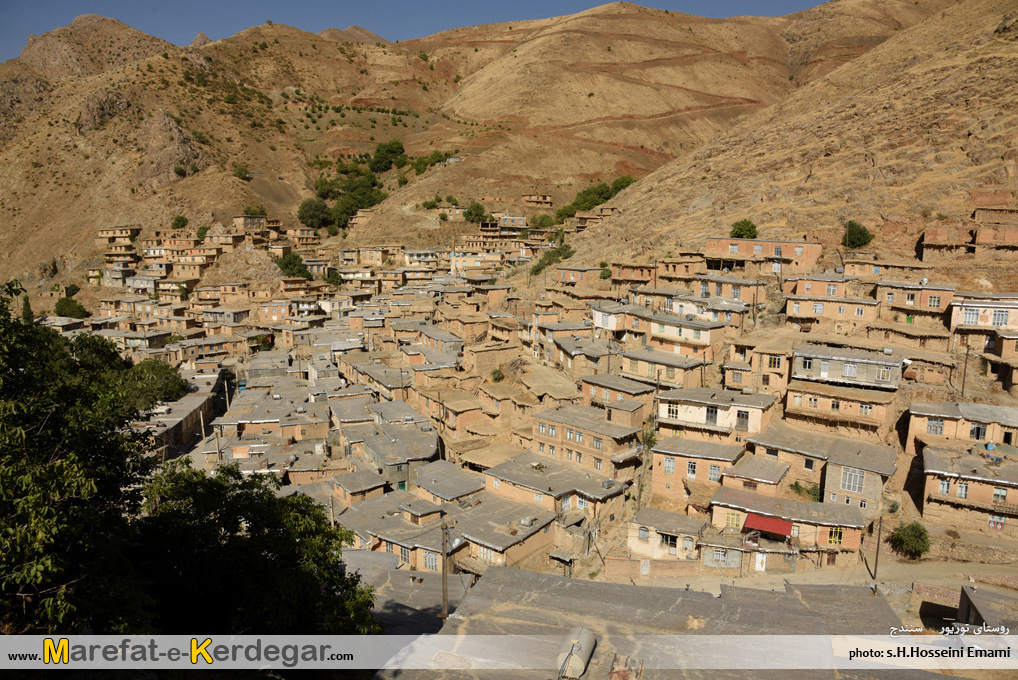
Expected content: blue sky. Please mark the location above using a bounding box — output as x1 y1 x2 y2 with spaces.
0 1 823 63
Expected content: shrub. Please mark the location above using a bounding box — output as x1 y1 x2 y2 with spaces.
243 205 267 216
438 212 448 221
730 219 758 239
889 501 900 514
297 197 330 229
789 481 822 502
64 283 80 298
233 165 251 180
530 242 575 276
55 297 89 318
491 368 505 383
888 521 930 559
600 268 612 280
842 220 873 249
397 174 408 187
173 165 186 177
171 215 188 230
196 226 209 241
274 253 312 280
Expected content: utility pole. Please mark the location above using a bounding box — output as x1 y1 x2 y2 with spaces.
961 343 970 398
874 515 883 579
440 519 449 620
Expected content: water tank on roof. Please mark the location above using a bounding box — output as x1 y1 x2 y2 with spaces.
555 627 596 679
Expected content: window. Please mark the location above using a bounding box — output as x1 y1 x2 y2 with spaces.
725 512 740 530
732 371 742 385
726 312 733 322
709 464 721 482
795 246 804 256
906 293 916 305
714 548 727 565
638 526 649 541
576 497 588 510
886 292 894 304
768 356 782 369
743 480 758 491
964 308 979 325
729 243 739 254
831 400 840 412
629 358 638 372
706 405 718 425
539 422 546 434
603 389 610 401
657 322 665 333
841 467 864 493
534 492 543 504
958 482 969 499
929 295 941 308
989 514 1006 530
927 418 944 435
732 285 741 300
774 246 783 257
970 424 987 441
860 404 873 416
843 363 857 377
804 458 815 471
576 452 582 464
386 542 394 554
567 428 574 441
939 479 950 495
808 396 818 408
802 357 813 370
830 492 838 501
549 425 556 437
875 368 891 382
736 410 750 431
766 448 778 458
793 302 801 315
693 329 701 340
827 284 838 296
715 283 723 296
562 496 571 511
539 443 546 453
838 306 846 315
565 449 572 460
425 551 438 571
683 536 695 551
666 366 676 379
590 385 597 397
993 487 1007 504
828 527 843 545
479 546 495 563
550 446 556 456
855 306 864 317
576 432 584 444
804 283 812 292
400 546 410 564
754 244 763 254
664 457 675 474
993 310 1008 327
493 478 501 489
667 403 679 420
594 458 602 471
687 461 697 478
593 437 603 450
813 303 824 314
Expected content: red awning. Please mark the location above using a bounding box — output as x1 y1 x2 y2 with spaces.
743 513 793 537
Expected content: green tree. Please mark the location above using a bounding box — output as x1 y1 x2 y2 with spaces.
324 270 343 286
65 284 80 298
888 521 930 559
54 296 89 318
297 197 330 230
491 368 505 383
729 219 758 239
397 174 408 187
438 212 448 221
136 461 380 634
20 295 33 323
196 226 210 241
122 358 189 413
463 201 488 224
233 165 251 180
170 215 188 230
275 253 312 280
531 214 555 229
368 139 405 173
243 205 268 216
842 220 873 249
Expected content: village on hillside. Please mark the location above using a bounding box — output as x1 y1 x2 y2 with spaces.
27 195 1018 649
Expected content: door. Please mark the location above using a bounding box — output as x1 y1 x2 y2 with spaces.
820 361 829 378
755 552 766 572
640 559 650 576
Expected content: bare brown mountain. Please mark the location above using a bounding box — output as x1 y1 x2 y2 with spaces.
318 26 389 44
571 0 1018 272
0 1 958 284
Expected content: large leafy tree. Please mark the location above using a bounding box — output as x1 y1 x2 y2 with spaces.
0 281 378 634
297 197 330 230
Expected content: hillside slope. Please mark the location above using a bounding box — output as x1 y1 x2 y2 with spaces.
0 1 958 283
569 0 1017 267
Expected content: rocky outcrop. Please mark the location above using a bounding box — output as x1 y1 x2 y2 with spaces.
75 89 131 133
131 110 211 192
192 32 212 47
0 70 51 142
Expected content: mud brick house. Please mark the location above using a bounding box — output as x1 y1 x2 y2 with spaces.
722 331 795 397
707 486 866 567
627 507 705 563
580 373 654 411
556 265 604 286
875 280 954 327
746 421 896 517
657 388 777 445
949 291 1018 354
531 405 643 483
650 438 746 508
616 347 705 390
720 455 791 498
922 443 1018 538
703 237 822 276
906 401 1018 456
784 292 879 334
